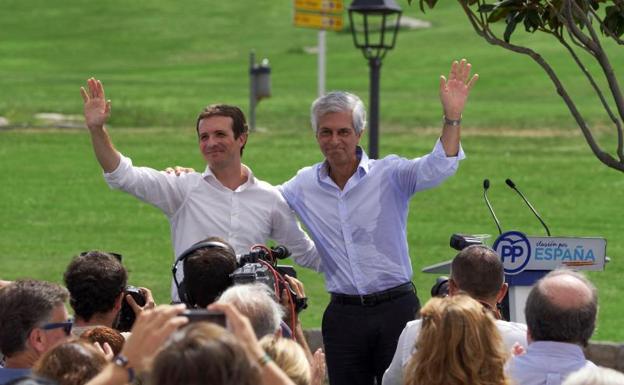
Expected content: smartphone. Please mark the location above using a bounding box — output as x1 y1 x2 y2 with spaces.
181 309 226 327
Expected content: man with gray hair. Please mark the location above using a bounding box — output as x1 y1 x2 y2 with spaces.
508 269 598 385
0 280 71 384
279 59 478 385
217 283 284 338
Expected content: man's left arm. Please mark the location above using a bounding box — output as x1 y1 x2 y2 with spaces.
439 59 479 156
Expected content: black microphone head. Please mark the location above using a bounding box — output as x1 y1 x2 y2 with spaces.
483 179 490 190
271 245 291 260
505 178 516 189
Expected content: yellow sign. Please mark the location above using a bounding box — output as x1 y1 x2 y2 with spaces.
294 0 343 13
294 11 343 31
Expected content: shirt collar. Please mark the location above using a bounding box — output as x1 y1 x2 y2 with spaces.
202 164 254 190
318 146 369 180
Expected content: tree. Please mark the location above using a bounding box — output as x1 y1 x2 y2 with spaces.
415 0 624 172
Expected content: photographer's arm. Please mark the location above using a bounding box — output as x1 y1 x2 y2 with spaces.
80 78 121 173
85 304 188 385
209 302 297 385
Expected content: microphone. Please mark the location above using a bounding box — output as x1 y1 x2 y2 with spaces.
483 179 502 235
271 245 292 260
505 178 551 236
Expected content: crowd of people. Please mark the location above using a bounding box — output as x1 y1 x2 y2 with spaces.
1 59 622 385
1 246 620 385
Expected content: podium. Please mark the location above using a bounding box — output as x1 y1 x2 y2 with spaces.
423 231 607 323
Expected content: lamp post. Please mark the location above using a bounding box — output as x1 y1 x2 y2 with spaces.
348 0 402 159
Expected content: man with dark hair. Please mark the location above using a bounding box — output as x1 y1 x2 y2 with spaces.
80 78 319 301
0 280 70 384
508 269 597 385
182 237 238 308
382 245 527 385
63 251 138 336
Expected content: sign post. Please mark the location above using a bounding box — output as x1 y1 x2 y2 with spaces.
293 0 343 97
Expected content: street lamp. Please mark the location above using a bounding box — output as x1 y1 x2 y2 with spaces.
348 0 402 159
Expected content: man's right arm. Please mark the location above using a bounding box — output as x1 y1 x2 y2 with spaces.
81 78 187 216
80 78 121 173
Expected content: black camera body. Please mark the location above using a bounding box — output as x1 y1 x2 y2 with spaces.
115 285 146 332
230 245 307 313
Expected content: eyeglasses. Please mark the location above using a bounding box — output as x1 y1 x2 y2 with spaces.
41 321 73 336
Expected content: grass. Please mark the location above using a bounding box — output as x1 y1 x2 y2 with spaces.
0 0 623 340
1 127 622 341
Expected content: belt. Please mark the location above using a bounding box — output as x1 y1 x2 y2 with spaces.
330 282 415 307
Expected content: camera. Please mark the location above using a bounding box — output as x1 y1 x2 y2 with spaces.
115 285 146 332
182 309 226 327
449 233 486 251
230 245 308 313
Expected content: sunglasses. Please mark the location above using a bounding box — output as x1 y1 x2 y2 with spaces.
41 321 73 336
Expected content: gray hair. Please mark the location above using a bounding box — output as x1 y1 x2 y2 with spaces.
310 91 367 134
217 283 284 338
525 269 597 347
562 366 624 385
0 280 69 357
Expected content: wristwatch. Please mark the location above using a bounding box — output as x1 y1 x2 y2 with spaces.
113 354 135 382
443 115 462 127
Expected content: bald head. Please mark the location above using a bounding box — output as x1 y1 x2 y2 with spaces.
525 269 597 346
540 271 594 309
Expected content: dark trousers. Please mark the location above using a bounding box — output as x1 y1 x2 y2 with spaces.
322 289 420 385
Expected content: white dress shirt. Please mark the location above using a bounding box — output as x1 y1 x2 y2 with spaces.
382 318 528 385
104 154 320 300
508 341 596 385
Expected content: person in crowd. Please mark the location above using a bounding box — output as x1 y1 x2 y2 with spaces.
176 237 237 308
217 283 284 339
64 251 146 336
278 59 478 385
0 280 71 384
260 336 311 385
79 327 125 356
32 339 107 385
83 303 296 385
508 269 598 385
383 245 527 385
150 322 259 385
79 79 319 301
562 366 624 385
403 295 510 385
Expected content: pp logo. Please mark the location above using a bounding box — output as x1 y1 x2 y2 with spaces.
493 231 531 275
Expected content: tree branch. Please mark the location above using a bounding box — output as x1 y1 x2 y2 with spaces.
455 0 624 171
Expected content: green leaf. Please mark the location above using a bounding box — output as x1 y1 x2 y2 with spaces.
479 3 496 12
524 8 542 32
488 7 512 22
504 11 524 42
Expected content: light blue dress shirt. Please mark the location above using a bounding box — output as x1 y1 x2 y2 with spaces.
280 139 464 295
508 341 596 385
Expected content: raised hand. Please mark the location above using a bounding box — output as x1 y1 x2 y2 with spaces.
439 59 479 120
80 78 111 130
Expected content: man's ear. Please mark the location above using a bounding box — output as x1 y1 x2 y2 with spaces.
496 283 508 304
448 278 459 296
28 328 47 354
114 291 125 312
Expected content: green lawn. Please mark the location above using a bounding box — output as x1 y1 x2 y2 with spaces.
0 0 623 340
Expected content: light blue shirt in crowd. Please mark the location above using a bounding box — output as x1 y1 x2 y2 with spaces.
280 140 464 295
508 341 596 385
